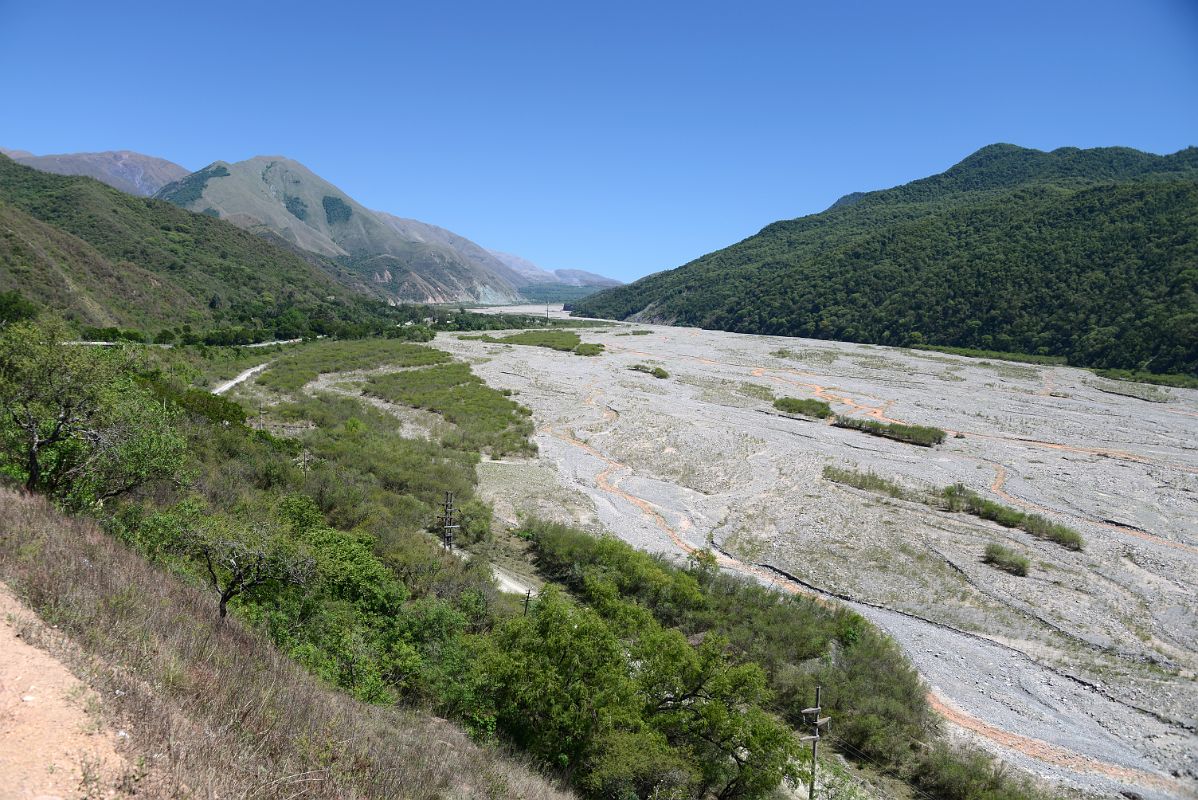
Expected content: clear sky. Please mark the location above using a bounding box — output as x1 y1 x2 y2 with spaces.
2 0 1196 281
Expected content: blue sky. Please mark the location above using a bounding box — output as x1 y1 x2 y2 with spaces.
2 0 1196 281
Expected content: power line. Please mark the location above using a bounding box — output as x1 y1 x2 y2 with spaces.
801 686 832 800
438 491 459 551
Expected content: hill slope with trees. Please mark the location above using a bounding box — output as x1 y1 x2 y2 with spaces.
573 144 1198 375
0 154 407 337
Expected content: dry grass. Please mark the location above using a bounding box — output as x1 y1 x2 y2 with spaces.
0 487 572 800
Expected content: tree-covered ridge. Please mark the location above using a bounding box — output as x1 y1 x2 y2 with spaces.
0 153 380 332
573 144 1198 376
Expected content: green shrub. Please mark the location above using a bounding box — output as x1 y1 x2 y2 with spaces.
982 543 1030 576
258 339 450 393
630 364 668 379
833 415 947 446
364 362 535 457
822 465 917 500
573 343 605 356
773 396 832 418
942 484 1083 550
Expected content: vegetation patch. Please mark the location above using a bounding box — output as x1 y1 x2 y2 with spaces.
258 339 450 393
573 342 604 356
913 345 1066 366
471 330 581 351
1091 368 1198 389
773 396 832 418
738 382 774 401
630 363 668 379
364 362 535 457
822 467 1085 551
613 329 653 336
284 195 308 220
156 164 230 206
833 415 947 446
466 330 605 357
942 484 1084 550
822 465 921 501
1087 378 1171 403
322 195 353 225
983 543 1030 576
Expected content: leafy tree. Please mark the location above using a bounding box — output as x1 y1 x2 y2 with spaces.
0 320 185 504
0 290 37 326
184 516 314 618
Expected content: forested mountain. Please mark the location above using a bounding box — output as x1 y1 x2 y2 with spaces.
1 147 189 196
573 144 1198 375
154 155 528 304
0 154 389 335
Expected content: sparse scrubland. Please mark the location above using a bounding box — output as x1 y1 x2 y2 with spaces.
823 466 1085 551
0 489 570 800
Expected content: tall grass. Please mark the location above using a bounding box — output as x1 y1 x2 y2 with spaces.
0 488 570 800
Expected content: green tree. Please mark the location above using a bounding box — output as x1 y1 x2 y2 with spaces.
0 320 185 504
184 516 314 618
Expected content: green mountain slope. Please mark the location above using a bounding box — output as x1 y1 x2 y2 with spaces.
3 148 189 196
156 156 524 303
573 144 1198 375
0 154 379 332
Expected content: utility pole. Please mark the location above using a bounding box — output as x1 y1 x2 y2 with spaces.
523 588 532 615
801 686 831 800
438 491 459 551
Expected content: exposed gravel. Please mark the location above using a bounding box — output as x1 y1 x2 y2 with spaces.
445 311 1198 800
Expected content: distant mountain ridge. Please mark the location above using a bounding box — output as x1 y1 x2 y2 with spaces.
6 146 620 304
153 155 524 304
1 147 188 197
573 144 1198 375
487 251 621 288
153 155 621 304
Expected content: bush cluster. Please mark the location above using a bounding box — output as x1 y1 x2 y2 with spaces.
942 484 1084 550
630 363 668 379
982 543 1030 576
773 396 832 418
833 415 947 446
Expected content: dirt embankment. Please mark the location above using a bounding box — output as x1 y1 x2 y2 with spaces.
0 583 134 800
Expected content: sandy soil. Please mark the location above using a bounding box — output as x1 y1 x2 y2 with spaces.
0 584 132 800
441 315 1198 800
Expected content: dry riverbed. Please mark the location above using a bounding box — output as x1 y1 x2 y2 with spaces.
441 313 1198 800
